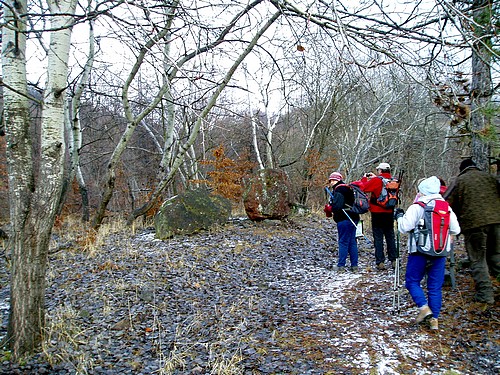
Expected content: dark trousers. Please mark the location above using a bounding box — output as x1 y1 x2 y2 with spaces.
371 212 397 265
464 223 500 302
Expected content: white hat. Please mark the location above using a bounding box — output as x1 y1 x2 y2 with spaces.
376 162 391 170
418 176 440 196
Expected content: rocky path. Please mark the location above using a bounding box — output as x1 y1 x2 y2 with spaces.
0 216 498 374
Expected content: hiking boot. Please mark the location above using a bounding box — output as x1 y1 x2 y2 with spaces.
429 318 438 330
350 266 359 273
415 305 432 324
377 263 386 270
474 295 495 304
334 266 347 272
391 261 396 269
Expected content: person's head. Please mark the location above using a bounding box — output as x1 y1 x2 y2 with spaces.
459 158 476 172
375 162 391 175
418 176 440 196
328 172 343 186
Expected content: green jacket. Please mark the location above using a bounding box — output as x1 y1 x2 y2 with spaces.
445 167 500 231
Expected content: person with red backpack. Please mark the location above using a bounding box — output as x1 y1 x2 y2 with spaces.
326 172 360 273
358 162 398 270
395 176 461 330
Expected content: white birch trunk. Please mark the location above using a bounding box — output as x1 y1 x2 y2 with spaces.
2 0 34 357
250 111 265 170
66 11 95 221
2 0 77 359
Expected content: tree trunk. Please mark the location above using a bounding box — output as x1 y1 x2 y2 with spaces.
470 0 493 171
65 11 95 222
2 0 35 358
2 0 76 359
92 22 175 230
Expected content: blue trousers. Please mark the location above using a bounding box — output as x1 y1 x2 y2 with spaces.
405 253 446 318
337 219 358 267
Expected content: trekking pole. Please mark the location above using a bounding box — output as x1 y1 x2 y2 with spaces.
449 238 456 290
392 220 401 314
392 169 404 315
341 209 372 246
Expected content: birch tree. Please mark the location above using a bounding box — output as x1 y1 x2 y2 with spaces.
127 8 282 223
1 0 77 358
79 0 282 227
63 4 95 222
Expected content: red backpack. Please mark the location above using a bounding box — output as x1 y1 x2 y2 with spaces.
413 199 451 256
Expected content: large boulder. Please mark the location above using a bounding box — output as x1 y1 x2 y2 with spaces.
243 169 292 221
154 189 232 240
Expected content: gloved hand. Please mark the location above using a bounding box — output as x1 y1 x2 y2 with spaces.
394 208 404 220
324 204 333 218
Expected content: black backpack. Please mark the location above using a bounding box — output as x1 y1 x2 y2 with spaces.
326 184 369 214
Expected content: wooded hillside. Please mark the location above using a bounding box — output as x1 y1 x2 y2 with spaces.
0 0 498 361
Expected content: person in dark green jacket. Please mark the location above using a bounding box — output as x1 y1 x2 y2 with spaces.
444 159 500 304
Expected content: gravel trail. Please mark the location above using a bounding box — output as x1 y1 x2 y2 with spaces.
0 216 498 374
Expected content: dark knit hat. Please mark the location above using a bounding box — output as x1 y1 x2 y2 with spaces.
459 158 476 172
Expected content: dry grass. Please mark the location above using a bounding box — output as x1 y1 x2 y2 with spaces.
41 305 94 374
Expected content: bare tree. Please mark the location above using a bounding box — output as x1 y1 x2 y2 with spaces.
468 0 497 170
63 1 95 222
2 0 77 358
267 0 499 171
127 7 282 224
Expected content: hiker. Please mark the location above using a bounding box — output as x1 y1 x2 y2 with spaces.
443 159 500 304
358 162 397 270
395 176 461 330
326 172 359 272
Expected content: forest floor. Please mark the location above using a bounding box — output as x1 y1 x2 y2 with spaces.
0 214 498 374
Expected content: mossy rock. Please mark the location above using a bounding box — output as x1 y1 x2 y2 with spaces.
154 189 232 240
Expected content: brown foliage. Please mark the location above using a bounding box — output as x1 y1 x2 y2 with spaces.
197 145 255 202
432 72 471 131
59 178 83 218
304 149 338 189
142 181 163 219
